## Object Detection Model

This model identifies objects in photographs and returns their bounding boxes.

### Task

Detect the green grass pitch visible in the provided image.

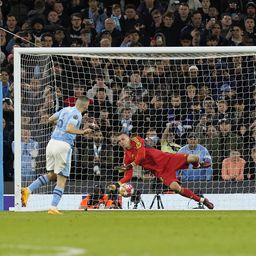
[0,211,255,256]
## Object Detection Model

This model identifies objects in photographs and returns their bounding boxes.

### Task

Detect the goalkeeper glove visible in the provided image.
[108,183,121,192]
[114,163,134,173]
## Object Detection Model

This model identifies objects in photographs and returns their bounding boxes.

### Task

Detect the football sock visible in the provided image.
[51,186,64,207]
[179,187,201,202]
[28,175,49,193]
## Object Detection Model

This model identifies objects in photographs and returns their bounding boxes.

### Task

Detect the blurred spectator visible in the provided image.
[81,19,97,46]
[221,149,245,181]
[218,118,243,163]
[245,1,256,19]
[155,11,179,46]
[233,99,250,129]
[121,29,142,47]
[133,100,150,136]
[161,124,181,153]
[137,0,164,28]
[80,185,115,209]
[7,0,29,25]
[4,14,20,43]
[208,22,229,46]
[97,18,122,47]
[68,0,86,15]
[41,32,54,47]
[110,4,123,32]
[89,88,113,118]
[179,32,192,46]
[247,147,256,180]
[220,13,232,39]
[64,83,85,107]
[168,94,186,143]
[145,127,160,149]
[99,36,112,47]
[26,0,45,22]
[228,24,245,46]
[178,132,213,181]
[242,17,256,46]
[45,10,62,30]
[12,128,39,182]
[120,69,147,102]
[216,99,234,121]
[122,4,141,33]
[116,87,138,114]
[1,69,11,98]
[82,0,107,34]
[87,73,113,104]
[54,28,70,47]
[199,0,211,24]
[3,117,14,181]
[173,2,191,32]
[148,9,163,36]
[181,11,205,45]
[30,18,45,44]
[81,130,112,180]
[200,124,220,179]
[53,1,69,28]
[3,97,14,130]
[97,109,112,137]
[225,0,242,23]
[237,124,250,159]
[149,95,168,137]
[68,12,84,45]
[194,113,208,140]
[114,107,135,135]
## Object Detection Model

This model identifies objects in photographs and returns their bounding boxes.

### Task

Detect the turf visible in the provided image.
[0,211,255,256]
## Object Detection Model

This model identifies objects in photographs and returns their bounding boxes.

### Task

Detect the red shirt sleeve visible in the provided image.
[131,136,146,165]
[119,169,133,183]
[120,151,133,183]
[119,136,145,184]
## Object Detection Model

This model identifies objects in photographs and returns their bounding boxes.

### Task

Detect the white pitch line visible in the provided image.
[0,245,87,256]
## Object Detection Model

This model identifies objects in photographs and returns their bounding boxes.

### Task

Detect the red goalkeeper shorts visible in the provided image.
[159,153,189,186]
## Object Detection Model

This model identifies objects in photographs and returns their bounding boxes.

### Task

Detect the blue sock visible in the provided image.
[28,175,49,193]
[51,186,64,207]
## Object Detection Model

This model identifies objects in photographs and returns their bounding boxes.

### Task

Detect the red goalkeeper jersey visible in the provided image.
[119,136,188,186]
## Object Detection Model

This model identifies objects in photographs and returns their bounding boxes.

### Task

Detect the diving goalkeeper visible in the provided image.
[109,133,214,209]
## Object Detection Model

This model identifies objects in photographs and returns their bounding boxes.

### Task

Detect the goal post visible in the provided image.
[0,79,3,211]
[13,46,256,211]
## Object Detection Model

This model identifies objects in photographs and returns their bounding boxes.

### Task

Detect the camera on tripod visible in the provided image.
[128,190,145,209]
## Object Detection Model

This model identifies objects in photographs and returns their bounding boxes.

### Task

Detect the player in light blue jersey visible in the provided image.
[21,96,92,215]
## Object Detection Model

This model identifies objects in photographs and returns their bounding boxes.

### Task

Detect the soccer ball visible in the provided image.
[119,183,134,198]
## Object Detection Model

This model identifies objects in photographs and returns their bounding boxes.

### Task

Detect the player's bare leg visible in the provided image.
[169,181,214,209]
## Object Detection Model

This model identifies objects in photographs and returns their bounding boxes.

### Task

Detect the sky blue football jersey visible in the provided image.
[51,107,82,146]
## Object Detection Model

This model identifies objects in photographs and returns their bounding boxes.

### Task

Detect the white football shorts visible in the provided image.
[46,139,72,177]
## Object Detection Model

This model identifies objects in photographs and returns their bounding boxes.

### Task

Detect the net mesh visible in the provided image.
[18,50,256,209]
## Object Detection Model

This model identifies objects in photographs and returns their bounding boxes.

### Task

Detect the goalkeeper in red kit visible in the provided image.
[108,133,214,209]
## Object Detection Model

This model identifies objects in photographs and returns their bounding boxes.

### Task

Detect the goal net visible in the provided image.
[14,47,256,211]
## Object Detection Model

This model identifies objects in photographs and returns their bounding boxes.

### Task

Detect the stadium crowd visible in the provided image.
[1,0,256,185]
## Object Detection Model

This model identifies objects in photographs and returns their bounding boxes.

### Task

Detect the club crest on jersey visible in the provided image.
[73,115,78,120]
[132,137,141,149]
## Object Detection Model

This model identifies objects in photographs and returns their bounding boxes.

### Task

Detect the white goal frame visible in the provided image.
[13,46,256,211]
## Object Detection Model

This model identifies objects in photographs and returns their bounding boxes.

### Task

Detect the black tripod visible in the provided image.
[149,193,164,209]
[128,190,146,209]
